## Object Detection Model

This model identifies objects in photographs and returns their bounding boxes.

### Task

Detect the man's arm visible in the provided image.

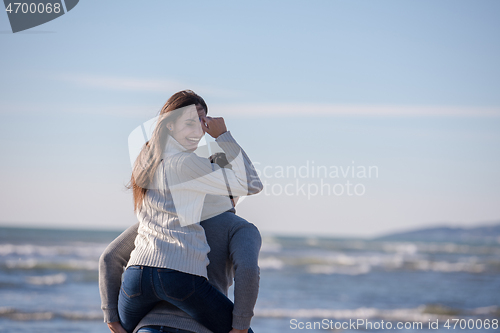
[99,223,139,323]
[228,222,262,330]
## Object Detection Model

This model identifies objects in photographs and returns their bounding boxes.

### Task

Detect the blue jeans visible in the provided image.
[118,266,253,333]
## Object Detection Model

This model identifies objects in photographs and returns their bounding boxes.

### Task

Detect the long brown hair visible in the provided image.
[128,90,208,212]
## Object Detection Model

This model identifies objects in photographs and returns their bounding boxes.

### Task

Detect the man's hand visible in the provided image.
[107,321,127,333]
[200,116,227,138]
[229,329,248,333]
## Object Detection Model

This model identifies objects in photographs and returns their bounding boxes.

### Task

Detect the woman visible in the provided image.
[118,90,263,333]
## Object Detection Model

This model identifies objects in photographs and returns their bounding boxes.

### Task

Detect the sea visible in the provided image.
[0,226,499,333]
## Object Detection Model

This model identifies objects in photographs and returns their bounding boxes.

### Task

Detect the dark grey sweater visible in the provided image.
[99,212,262,332]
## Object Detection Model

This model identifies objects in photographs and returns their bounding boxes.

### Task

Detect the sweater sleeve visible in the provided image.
[215,131,263,196]
[99,223,139,323]
[228,223,262,330]
[167,131,263,197]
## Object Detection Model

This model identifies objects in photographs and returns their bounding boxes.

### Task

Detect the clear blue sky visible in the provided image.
[1,0,499,237]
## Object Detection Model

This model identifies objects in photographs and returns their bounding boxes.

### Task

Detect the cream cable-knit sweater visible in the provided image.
[127,131,263,278]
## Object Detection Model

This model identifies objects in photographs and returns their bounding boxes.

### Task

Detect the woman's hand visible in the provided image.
[201,116,227,138]
[229,329,248,333]
[107,322,127,333]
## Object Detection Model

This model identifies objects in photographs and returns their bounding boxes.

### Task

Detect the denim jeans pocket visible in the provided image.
[121,265,143,298]
[157,268,195,301]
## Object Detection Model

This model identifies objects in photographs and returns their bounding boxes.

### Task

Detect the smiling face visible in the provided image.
[168,105,205,151]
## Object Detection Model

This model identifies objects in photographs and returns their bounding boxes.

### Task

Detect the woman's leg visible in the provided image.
[153,268,237,333]
[118,266,161,333]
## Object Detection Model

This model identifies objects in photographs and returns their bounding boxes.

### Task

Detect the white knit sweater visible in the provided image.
[127,131,262,278]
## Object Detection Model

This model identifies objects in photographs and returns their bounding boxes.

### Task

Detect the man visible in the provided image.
[99,206,261,333]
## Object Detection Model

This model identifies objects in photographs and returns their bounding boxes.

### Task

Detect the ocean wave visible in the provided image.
[0,307,103,321]
[0,243,106,258]
[307,264,371,275]
[258,249,496,274]
[260,238,283,253]
[0,307,55,321]
[0,242,104,273]
[264,236,500,257]
[411,259,486,273]
[254,304,500,321]
[258,257,285,270]
[260,243,282,253]
[382,241,500,256]
[304,260,486,275]
[0,305,497,323]
[0,304,500,322]
[382,242,419,255]
[1,258,98,271]
[26,273,67,285]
